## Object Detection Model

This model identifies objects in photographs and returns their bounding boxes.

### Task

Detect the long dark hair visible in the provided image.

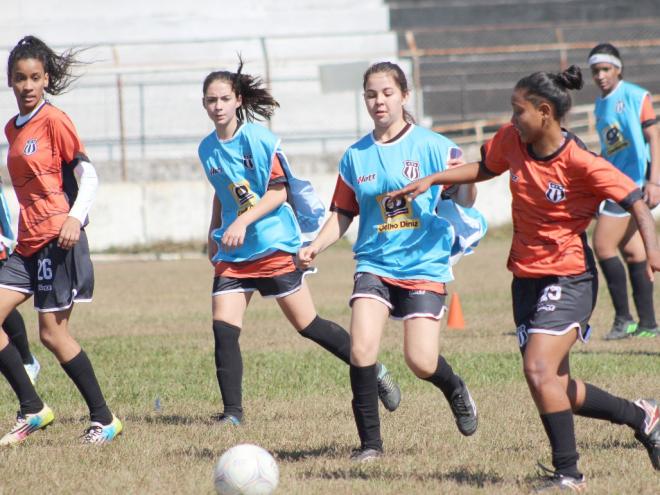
[362,61,415,124]
[514,65,584,120]
[7,35,82,94]
[202,56,279,122]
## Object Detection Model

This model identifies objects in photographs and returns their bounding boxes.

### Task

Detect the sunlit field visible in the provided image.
[1,232,658,494]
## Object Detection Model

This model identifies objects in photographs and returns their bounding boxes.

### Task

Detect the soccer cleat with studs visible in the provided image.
[631,326,658,338]
[533,464,586,493]
[376,363,401,412]
[349,446,383,462]
[633,399,660,470]
[603,317,637,341]
[213,413,241,426]
[448,380,478,436]
[81,414,123,444]
[0,405,54,446]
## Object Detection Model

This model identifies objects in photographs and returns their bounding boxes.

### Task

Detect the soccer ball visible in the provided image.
[213,443,279,495]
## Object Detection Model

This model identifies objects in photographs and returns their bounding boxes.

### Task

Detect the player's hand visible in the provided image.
[296,245,319,270]
[388,176,434,202]
[221,219,247,251]
[644,183,660,209]
[646,248,660,281]
[58,216,82,250]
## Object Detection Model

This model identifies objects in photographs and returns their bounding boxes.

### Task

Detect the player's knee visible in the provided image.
[350,342,376,366]
[212,320,241,346]
[522,358,551,391]
[404,352,436,378]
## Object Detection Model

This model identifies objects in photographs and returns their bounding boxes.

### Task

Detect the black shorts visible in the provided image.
[212,268,315,299]
[512,270,596,348]
[0,232,94,312]
[350,272,446,321]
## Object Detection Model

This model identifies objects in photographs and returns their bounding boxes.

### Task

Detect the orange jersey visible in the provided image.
[4,103,85,256]
[481,123,642,278]
[641,94,657,126]
[214,154,293,278]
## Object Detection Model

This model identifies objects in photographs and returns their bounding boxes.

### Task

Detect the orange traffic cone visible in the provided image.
[446,293,465,330]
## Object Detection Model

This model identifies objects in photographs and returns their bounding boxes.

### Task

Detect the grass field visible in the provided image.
[0,233,658,494]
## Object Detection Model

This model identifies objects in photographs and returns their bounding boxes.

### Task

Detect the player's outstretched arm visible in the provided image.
[297,211,352,269]
[630,198,660,279]
[389,162,485,201]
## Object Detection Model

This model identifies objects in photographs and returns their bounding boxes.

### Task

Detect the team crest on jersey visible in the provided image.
[402,160,420,181]
[243,154,255,170]
[545,182,566,203]
[23,139,38,156]
[376,193,419,233]
[615,100,625,113]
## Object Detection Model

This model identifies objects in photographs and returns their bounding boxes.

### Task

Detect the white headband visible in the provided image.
[588,54,622,68]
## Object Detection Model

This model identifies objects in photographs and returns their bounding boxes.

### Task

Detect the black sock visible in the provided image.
[61,351,112,425]
[627,261,657,329]
[2,309,32,365]
[576,383,645,430]
[350,364,382,451]
[540,410,581,478]
[299,316,350,365]
[0,343,43,415]
[599,257,632,320]
[213,321,243,420]
[422,356,463,401]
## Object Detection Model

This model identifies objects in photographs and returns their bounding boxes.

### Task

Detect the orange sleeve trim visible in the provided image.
[330,175,359,216]
[640,94,657,125]
[269,154,285,181]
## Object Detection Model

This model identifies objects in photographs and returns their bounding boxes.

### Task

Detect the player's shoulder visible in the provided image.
[564,132,599,168]
[241,122,278,143]
[621,80,649,96]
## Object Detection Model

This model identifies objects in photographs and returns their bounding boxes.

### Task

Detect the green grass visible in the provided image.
[0,235,658,494]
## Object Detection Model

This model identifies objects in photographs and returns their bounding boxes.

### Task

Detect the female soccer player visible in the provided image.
[0,36,122,445]
[198,59,400,426]
[298,61,485,461]
[588,43,659,340]
[391,65,660,490]
[0,184,40,384]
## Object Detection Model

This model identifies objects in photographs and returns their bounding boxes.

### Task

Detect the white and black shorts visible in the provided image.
[512,270,596,348]
[0,231,94,312]
[212,268,315,299]
[350,272,447,321]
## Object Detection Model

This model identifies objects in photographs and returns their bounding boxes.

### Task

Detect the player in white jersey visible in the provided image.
[299,62,485,461]
[588,43,660,340]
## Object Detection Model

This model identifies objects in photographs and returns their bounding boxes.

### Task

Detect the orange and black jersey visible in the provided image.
[4,103,84,257]
[480,123,642,278]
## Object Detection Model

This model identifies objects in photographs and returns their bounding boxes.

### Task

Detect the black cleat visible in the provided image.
[448,380,478,436]
[376,363,401,412]
[533,464,586,493]
[349,446,383,462]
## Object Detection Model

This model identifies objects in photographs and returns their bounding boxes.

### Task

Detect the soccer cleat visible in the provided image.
[81,414,123,444]
[448,380,478,436]
[603,317,637,340]
[631,326,658,338]
[349,446,383,462]
[0,405,54,446]
[376,363,401,412]
[533,464,587,493]
[633,399,660,470]
[213,413,241,426]
[24,354,41,385]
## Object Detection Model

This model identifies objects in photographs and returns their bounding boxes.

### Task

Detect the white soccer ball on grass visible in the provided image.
[213,443,279,495]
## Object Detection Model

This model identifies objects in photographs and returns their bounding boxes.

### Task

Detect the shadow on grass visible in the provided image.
[169,446,218,460]
[304,466,503,487]
[274,444,342,461]
[122,413,212,425]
